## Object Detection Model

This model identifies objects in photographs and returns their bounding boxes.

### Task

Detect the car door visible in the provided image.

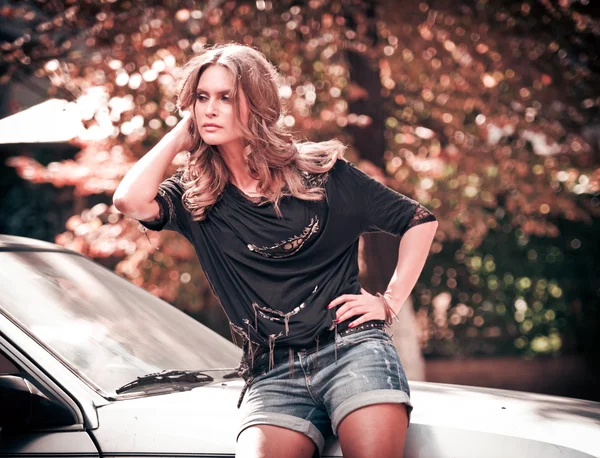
[0,336,100,457]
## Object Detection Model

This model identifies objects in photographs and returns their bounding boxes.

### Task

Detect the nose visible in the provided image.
[205,98,218,117]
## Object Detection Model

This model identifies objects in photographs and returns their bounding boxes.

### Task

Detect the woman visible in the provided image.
[114,43,438,458]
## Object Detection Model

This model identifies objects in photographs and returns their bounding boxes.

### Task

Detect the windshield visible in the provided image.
[0,251,242,396]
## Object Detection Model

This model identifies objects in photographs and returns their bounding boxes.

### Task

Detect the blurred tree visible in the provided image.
[373,0,600,366]
[339,1,426,379]
[2,0,599,366]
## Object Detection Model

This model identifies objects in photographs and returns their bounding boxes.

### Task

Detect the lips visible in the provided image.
[203,124,222,129]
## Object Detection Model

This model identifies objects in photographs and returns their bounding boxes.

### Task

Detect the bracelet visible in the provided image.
[376,292,400,326]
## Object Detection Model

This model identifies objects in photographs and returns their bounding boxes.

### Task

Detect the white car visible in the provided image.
[1,234,598,457]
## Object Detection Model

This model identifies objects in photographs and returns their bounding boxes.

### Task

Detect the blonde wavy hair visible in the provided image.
[174,42,347,220]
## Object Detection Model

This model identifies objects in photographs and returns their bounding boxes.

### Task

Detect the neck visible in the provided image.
[218,140,256,189]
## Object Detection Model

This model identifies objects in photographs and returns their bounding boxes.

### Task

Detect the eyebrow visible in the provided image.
[195,88,232,94]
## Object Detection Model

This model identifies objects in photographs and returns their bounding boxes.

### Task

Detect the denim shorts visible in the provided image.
[237,327,412,456]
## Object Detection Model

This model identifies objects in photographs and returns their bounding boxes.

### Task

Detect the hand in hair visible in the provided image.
[171,109,195,152]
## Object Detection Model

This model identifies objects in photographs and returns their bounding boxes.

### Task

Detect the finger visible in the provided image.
[334,302,355,320]
[327,294,359,309]
[336,306,368,324]
[335,298,369,317]
[348,313,373,328]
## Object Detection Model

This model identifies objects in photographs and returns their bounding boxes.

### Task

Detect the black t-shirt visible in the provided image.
[138,158,437,367]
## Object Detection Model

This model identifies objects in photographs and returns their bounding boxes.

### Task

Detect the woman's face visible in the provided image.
[193,65,250,148]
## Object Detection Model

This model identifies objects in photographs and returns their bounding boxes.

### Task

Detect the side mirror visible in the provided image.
[0,375,75,430]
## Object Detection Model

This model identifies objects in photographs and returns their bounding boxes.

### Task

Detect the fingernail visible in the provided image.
[327,304,332,309]
[348,323,355,328]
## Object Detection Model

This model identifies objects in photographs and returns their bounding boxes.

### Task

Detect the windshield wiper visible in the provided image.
[116,369,231,394]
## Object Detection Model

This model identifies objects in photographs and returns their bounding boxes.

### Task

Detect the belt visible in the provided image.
[246,320,386,375]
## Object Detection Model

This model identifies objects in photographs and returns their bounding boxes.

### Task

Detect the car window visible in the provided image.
[0,347,78,428]
[0,251,241,397]
[0,351,19,375]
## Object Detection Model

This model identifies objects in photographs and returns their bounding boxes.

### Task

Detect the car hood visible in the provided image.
[407,381,600,458]
[93,378,600,457]
[94,377,251,455]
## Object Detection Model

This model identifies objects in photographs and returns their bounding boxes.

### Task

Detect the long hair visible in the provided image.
[174,42,347,220]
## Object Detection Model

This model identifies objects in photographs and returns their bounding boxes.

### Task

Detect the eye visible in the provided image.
[196,94,207,101]
[222,95,231,102]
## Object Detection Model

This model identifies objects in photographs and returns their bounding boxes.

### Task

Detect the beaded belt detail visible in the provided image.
[337,321,386,337]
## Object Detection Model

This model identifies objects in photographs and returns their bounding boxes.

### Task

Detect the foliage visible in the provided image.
[2,0,599,360]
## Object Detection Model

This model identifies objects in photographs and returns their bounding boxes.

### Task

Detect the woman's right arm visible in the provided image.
[113,112,193,222]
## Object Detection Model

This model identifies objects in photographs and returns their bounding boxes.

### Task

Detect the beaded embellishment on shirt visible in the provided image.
[158,187,177,224]
[246,215,320,258]
[406,204,436,231]
[252,302,306,334]
[248,284,318,335]
[155,201,165,222]
[301,169,330,188]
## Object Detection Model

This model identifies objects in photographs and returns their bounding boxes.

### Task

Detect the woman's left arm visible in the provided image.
[380,219,438,316]
[329,219,438,327]
[327,159,439,326]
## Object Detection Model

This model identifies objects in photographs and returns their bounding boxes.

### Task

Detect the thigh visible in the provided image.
[238,354,330,457]
[236,424,316,458]
[337,403,408,458]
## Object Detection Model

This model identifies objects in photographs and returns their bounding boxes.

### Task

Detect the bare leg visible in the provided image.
[236,424,317,458]
[337,403,409,458]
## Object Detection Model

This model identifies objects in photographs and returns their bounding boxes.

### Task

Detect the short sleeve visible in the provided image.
[340,159,437,238]
[137,169,190,235]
